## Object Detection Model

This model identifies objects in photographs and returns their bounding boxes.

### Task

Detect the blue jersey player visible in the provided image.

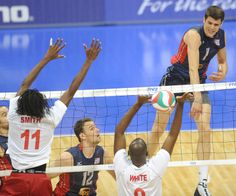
[150,6,227,196]
[52,118,114,196]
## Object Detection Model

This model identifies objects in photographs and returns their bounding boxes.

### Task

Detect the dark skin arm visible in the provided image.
[162,93,193,155]
[114,96,149,154]
[59,39,101,106]
[16,38,65,97]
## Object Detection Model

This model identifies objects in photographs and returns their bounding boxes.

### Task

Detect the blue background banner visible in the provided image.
[0,0,235,28]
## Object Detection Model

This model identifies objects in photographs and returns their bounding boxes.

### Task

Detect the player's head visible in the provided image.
[128,138,148,166]
[16,89,49,118]
[0,106,9,132]
[74,118,101,145]
[203,6,224,38]
[205,6,225,22]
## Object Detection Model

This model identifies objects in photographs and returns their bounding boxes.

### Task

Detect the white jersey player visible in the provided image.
[114,94,192,196]
[1,38,101,196]
[7,98,67,170]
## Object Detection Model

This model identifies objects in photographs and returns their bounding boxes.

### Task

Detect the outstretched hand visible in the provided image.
[137,95,151,105]
[208,65,225,82]
[44,38,66,61]
[176,92,194,103]
[83,39,102,62]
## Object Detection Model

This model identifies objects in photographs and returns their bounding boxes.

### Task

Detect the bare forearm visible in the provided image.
[219,62,228,76]
[189,68,202,101]
[60,59,92,106]
[162,102,184,154]
[17,58,50,96]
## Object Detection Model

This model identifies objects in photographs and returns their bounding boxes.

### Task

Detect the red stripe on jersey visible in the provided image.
[171,39,188,64]
[202,64,209,78]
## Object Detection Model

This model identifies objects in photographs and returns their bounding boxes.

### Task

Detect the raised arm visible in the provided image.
[184,30,202,118]
[114,96,149,154]
[60,39,101,106]
[16,38,65,97]
[162,93,193,155]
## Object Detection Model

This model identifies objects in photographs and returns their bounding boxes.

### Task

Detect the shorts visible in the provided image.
[0,173,52,196]
[160,65,210,104]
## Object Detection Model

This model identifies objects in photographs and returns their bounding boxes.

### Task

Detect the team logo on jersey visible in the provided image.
[77,162,82,166]
[214,39,220,46]
[94,158,100,164]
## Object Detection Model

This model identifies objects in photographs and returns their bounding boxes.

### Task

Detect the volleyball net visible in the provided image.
[0,82,236,176]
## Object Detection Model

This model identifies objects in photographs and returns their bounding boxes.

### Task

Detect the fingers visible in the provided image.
[190,103,202,118]
[209,71,224,81]
[83,44,88,50]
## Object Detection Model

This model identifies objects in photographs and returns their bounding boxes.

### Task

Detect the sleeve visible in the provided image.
[113,149,130,176]
[49,100,67,126]
[149,149,170,178]
[7,96,19,119]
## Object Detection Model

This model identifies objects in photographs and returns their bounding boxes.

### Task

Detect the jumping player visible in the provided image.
[150,6,227,196]
[0,38,101,196]
[114,93,192,196]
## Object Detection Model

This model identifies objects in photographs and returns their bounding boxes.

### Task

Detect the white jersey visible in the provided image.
[114,149,170,196]
[7,96,67,170]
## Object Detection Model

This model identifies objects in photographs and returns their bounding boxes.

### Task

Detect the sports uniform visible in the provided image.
[160,26,225,100]
[0,96,67,196]
[54,145,104,196]
[114,149,170,196]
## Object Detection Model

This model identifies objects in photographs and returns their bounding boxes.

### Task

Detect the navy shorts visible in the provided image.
[160,65,210,104]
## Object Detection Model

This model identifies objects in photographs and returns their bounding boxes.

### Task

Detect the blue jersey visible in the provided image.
[170,26,225,82]
[54,145,104,196]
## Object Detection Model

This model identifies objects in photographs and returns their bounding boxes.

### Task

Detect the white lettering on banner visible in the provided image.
[137,0,236,15]
[138,0,173,15]
[0,5,33,23]
[212,0,236,9]
[175,0,208,11]
[0,34,30,49]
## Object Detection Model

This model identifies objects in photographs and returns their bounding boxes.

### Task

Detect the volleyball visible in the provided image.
[151,90,176,111]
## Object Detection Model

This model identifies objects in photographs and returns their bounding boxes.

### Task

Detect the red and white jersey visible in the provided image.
[7,96,67,170]
[114,149,170,196]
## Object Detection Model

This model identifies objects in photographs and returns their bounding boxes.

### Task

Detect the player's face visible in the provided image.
[83,121,101,145]
[0,107,9,130]
[203,16,222,38]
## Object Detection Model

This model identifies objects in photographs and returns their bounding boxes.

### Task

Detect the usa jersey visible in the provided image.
[170,26,225,81]
[7,96,67,170]
[114,149,170,196]
[54,145,104,196]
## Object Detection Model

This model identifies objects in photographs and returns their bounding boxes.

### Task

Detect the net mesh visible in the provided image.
[1,82,236,176]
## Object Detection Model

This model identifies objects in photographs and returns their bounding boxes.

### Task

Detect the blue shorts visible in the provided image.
[160,65,210,104]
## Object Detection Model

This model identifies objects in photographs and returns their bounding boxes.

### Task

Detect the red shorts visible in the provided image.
[0,173,52,196]
[0,155,12,190]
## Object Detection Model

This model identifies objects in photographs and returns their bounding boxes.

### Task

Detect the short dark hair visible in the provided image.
[205,6,225,22]
[74,118,93,142]
[16,89,49,118]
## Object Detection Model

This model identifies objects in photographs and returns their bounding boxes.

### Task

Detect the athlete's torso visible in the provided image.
[54,145,104,196]
[170,26,225,80]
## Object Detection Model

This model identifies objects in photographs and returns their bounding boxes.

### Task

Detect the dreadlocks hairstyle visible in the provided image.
[74,118,93,142]
[16,89,50,118]
[205,5,225,22]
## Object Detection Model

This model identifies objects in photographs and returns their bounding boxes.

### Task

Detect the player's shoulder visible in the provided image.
[95,145,105,154]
